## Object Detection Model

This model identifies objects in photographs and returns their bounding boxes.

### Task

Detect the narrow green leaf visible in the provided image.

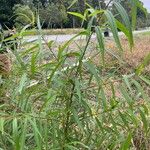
[70,141,90,150]
[86,16,95,33]
[75,79,82,102]
[0,118,4,135]
[100,88,108,112]
[109,114,118,134]
[121,133,132,150]
[136,53,150,75]
[72,109,84,133]
[68,12,86,21]
[40,89,56,112]
[58,31,87,59]
[95,26,105,65]
[105,10,123,52]
[131,0,137,30]
[89,10,104,17]
[122,74,132,92]
[139,75,150,86]
[20,119,28,150]
[18,73,27,94]
[132,79,149,101]
[29,118,42,150]
[85,61,101,85]
[114,2,133,49]
[120,85,133,107]
[95,117,104,133]
[13,118,20,150]
[21,44,38,56]
[119,111,130,130]
[30,52,38,75]
[139,109,148,133]
[127,110,138,127]
[68,0,78,9]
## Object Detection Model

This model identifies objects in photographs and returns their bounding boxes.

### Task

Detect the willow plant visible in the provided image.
[0,0,150,150]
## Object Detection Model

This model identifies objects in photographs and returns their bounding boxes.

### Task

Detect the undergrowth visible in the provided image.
[0,1,150,150]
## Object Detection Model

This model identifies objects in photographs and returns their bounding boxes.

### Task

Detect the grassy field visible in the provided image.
[22,28,84,36]
[141,31,150,36]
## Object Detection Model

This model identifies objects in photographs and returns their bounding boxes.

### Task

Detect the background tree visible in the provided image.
[39,2,68,28]
[147,13,150,27]
[0,0,149,29]
[0,0,23,28]
[78,0,85,14]
[13,4,35,29]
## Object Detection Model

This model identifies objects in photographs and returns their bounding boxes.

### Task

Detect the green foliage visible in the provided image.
[0,0,149,29]
[112,0,148,30]
[0,1,150,150]
[39,3,68,28]
[13,4,35,29]
[0,0,23,28]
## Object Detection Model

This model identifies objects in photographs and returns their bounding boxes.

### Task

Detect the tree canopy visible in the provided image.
[0,0,149,29]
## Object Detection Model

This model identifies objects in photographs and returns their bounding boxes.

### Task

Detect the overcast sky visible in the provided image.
[141,0,150,12]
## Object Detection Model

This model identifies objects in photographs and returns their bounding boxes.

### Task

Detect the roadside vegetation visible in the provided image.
[22,28,84,36]
[0,0,150,30]
[0,0,150,150]
[141,31,150,36]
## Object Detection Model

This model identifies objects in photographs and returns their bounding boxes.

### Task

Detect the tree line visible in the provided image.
[0,0,149,29]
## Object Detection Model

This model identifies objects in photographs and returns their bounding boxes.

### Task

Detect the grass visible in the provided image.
[141,31,150,36]
[22,28,84,36]
[1,5,150,149]
[3,28,84,36]
[144,32,150,35]
[0,31,150,149]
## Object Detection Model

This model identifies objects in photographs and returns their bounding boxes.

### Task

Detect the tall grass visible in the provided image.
[0,1,150,150]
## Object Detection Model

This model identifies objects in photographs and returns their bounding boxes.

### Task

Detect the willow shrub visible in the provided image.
[0,1,150,150]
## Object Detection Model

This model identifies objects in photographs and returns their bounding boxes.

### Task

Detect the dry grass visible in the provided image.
[0,54,11,75]
[123,35,150,69]
[23,28,84,36]
[89,35,150,73]
[133,126,150,150]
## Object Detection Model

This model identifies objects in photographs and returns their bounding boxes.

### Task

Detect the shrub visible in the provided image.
[0,0,150,149]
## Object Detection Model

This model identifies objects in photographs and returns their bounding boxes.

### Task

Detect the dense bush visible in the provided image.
[0,0,150,149]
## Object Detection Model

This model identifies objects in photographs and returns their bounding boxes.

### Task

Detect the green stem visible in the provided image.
[63,32,93,147]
